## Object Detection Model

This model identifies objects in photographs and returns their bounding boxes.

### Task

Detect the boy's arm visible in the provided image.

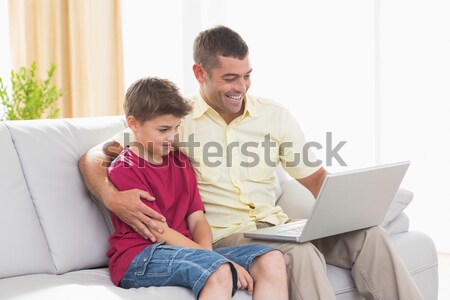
[78,139,165,241]
[150,219,206,249]
[187,211,213,250]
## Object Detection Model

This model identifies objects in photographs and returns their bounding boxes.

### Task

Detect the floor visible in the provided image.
[439,253,450,300]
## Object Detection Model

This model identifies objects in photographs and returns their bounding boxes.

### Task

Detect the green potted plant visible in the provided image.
[0,61,63,121]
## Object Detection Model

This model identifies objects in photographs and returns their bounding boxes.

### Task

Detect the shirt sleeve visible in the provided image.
[279,110,322,179]
[108,161,162,215]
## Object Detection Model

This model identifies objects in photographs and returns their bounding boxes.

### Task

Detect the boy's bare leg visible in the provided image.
[250,250,289,300]
[198,263,234,300]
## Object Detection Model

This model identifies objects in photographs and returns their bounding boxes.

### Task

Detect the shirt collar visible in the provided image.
[192,92,259,120]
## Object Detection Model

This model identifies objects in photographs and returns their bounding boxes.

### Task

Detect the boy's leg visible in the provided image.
[214,234,336,300]
[249,249,289,300]
[120,244,238,299]
[199,263,234,300]
[215,244,288,299]
[312,226,423,300]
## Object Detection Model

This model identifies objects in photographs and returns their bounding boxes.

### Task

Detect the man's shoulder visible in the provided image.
[246,94,290,119]
[248,94,287,110]
[112,128,134,147]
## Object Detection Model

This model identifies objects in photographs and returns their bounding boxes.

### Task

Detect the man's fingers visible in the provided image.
[131,221,156,242]
[137,190,155,201]
[140,202,166,223]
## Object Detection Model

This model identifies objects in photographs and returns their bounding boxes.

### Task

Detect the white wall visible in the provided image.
[378,0,450,252]
[121,0,185,91]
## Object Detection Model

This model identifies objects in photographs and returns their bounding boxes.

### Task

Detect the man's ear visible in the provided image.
[193,64,207,83]
[127,115,139,131]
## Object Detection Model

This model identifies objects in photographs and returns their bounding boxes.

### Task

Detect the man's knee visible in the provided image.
[365,226,390,241]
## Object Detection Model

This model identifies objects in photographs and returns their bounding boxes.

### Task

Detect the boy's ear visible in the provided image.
[127,116,139,131]
[193,63,207,83]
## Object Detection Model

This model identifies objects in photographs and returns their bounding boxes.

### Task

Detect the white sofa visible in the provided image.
[0,116,438,300]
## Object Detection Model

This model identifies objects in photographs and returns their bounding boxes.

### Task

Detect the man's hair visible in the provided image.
[193,25,249,73]
[124,77,192,122]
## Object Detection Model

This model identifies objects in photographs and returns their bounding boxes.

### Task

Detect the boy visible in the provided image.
[107,77,288,300]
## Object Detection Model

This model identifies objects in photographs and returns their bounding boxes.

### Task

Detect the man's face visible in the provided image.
[199,55,252,121]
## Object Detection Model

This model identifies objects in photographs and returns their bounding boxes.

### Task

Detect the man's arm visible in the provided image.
[297,167,328,199]
[78,139,165,241]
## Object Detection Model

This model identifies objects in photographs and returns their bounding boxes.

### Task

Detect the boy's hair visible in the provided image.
[193,25,249,74]
[124,77,192,122]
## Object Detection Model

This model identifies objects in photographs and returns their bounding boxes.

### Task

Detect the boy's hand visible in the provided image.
[232,262,254,295]
[106,189,166,242]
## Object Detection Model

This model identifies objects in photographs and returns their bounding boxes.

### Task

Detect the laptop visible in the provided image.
[243,161,410,243]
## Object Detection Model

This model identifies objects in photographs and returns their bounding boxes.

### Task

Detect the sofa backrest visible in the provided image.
[0,116,126,279]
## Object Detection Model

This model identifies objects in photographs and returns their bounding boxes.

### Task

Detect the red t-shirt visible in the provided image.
[107,148,205,286]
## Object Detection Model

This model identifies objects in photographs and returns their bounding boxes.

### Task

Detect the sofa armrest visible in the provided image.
[383,212,410,234]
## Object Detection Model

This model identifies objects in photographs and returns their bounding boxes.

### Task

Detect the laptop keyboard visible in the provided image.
[278,226,305,235]
[276,220,307,235]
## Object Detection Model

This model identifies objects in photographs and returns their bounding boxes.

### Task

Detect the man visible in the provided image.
[79,25,423,300]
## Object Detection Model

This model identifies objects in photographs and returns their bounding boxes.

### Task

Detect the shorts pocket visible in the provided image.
[135,244,180,277]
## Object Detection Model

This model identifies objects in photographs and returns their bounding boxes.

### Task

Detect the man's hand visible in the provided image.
[106,189,166,242]
[232,262,254,295]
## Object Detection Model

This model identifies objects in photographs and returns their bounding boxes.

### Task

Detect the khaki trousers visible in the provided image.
[213,225,423,300]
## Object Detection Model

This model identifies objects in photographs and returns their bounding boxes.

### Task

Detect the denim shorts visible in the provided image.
[120,243,274,298]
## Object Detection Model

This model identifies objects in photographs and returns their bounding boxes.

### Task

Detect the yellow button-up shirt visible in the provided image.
[115,93,321,242]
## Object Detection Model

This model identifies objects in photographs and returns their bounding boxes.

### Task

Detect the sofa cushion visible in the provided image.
[4,117,126,274]
[0,124,55,279]
[381,188,413,226]
[0,268,252,300]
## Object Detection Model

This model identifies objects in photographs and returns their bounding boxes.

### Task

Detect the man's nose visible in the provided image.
[234,77,246,93]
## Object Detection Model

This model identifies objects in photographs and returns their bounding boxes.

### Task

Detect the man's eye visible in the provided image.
[224,77,235,82]
[159,129,168,132]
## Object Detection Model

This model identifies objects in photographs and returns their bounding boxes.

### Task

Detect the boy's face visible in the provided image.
[127,114,181,163]
[196,55,252,122]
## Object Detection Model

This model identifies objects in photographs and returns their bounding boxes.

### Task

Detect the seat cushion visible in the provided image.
[0,268,252,300]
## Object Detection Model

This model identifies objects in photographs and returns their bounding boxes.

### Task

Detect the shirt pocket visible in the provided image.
[193,147,220,182]
[247,145,278,181]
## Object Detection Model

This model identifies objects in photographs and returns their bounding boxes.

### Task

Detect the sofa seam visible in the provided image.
[409,262,438,275]
[3,122,58,273]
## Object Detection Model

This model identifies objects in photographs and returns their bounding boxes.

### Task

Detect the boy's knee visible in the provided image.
[252,250,286,275]
[208,263,233,285]
[259,250,285,265]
